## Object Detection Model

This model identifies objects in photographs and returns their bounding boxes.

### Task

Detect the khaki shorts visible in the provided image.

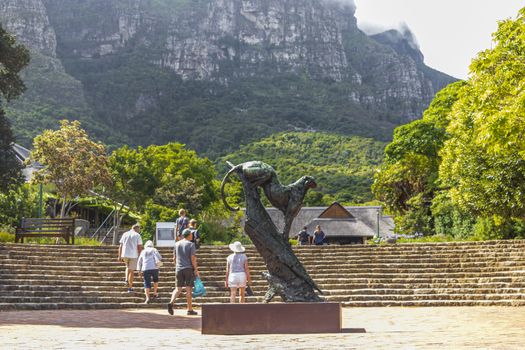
[122,257,138,271]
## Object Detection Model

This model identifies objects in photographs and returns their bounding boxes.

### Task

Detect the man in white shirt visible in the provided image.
[118,223,143,292]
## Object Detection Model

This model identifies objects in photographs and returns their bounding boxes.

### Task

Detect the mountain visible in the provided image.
[0,0,456,158]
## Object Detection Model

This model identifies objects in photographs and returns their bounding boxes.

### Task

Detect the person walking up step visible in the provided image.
[168,228,199,315]
[118,223,143,292]
[137,240,162,304]
[188,218,201,249]
[175,209,189,241]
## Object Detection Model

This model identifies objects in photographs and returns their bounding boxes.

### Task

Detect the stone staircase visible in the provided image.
[1,240,525,310]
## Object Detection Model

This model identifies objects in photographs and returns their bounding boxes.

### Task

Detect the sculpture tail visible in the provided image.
[220,162,240,211]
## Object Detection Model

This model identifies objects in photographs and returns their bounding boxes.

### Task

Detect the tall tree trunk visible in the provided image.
[60,194,68,218]
[52,198,58,218]
[64,202,78,217]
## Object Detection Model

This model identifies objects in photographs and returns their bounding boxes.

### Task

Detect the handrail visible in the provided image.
[100,225,115,244]
[90,209,115,239]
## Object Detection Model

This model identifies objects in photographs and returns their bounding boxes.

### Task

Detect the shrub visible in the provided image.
[0,231,14,243]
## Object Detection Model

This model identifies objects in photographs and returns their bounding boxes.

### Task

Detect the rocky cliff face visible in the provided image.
[1,0,456,155]
[0,0,102,144]
[0,0,56,56]
[43,0,355,81]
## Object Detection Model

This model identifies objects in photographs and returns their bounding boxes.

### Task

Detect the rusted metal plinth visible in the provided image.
[201,303,341,335]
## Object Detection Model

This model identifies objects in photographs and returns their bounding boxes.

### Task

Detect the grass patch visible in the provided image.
[0,231,15,243]
[368,234,482,245]
[4,236,103,246]
[396,235,466,243]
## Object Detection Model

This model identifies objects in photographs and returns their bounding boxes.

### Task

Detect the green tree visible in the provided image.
[220,131,386,206]
[0,108,22,191]
[144,143,218,211]
[108,142,221,240]
[30,120,111,217]
[0,23,30,192]
[109,143,218,213]
[377,7,525,239]
[0,24,30,101]
[431,192,476,239]
[107,145,158,211]
[0,184,39,227]
[155,175,205,215]
[372,81,465,235]
[440,8,525,231]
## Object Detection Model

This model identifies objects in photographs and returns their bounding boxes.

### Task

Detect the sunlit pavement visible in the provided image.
[1,307,525,349]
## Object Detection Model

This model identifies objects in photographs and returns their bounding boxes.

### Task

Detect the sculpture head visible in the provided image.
[301,176,317,189]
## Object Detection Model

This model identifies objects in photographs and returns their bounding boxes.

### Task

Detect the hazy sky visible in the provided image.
[354,1,523,79]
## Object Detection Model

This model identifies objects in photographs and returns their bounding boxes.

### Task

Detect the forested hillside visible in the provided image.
[0,0,455,158]
[219,132,386,205]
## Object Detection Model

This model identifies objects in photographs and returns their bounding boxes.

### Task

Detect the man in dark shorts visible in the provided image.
[168,228,199,316]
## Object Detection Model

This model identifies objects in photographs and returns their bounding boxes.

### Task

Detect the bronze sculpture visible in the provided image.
[221,161,323,302]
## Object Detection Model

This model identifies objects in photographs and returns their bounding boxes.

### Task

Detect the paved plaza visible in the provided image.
[1,306,525,349]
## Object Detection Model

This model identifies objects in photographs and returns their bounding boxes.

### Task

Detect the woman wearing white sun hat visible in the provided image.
[225,241,252,303]
[137,240,162,304]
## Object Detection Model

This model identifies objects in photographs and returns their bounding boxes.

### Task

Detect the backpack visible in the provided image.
[176,216,189,236]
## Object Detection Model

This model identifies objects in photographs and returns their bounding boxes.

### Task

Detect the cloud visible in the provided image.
[397,23,420,50]
[359,21,420,50]
[321,0,356,11]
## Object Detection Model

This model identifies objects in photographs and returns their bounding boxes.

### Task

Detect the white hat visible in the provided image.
[229,241,245,253]
[144,240,154,248]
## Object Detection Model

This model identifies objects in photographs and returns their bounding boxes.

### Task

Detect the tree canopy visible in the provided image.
[0,24,30,102]
[440,8,525,220]
[374,7,525,239]
[30,120,111,217]
[108,142,221,240]
[0,108,23,191]
[220,131,386,206]
[109,142,218,213]
[0,23,30,192]
[372,81,465,234]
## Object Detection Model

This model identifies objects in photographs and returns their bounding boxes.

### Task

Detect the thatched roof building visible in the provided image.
[262,202,394,244]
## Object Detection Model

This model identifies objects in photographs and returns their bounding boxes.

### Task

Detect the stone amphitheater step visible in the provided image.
[1,240,525,310]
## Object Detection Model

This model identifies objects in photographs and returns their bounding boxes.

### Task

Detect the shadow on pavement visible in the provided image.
[340,328,366,333]
[0,309,201,330]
